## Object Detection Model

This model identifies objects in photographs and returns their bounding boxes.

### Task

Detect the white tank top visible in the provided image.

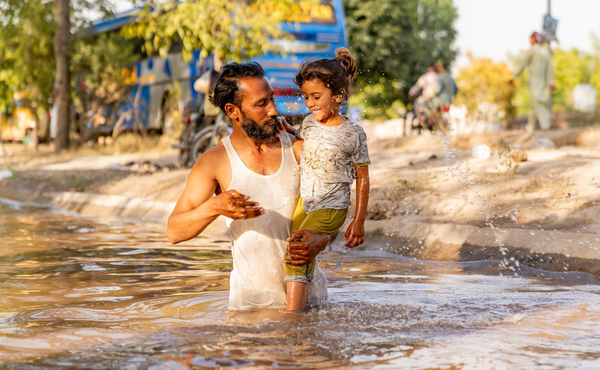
[222,134,328,310]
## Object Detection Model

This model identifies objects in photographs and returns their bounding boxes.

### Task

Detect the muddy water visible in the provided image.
[1,199,600,369]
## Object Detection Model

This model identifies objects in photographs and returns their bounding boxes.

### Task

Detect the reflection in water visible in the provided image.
[1,199,600,369]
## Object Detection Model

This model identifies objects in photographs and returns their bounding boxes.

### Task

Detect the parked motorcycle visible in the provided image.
[172,69,221,168]
[190,112,232,164]
[172,100,214,168]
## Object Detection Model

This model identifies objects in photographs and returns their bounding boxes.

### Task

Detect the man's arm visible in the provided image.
[166,146,264,244]
[408,76,424,98]
[511,49,532,81]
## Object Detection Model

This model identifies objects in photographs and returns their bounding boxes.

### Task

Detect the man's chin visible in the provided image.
[242,123,277,142]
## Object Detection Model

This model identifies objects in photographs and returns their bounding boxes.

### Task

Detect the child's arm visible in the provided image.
[276,117,297,136]
[345,165,370,248]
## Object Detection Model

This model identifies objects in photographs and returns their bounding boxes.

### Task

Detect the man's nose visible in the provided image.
[266,100,278,116]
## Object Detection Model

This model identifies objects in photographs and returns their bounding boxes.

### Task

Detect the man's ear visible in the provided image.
[224,103,240,120]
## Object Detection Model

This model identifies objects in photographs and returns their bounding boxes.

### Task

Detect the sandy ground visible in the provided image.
[1,125,600,237]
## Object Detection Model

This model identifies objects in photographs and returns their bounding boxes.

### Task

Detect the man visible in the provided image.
[510,32,556,132]
[167,62,331,310]
[409,62,442,129]
[436,61,458,110]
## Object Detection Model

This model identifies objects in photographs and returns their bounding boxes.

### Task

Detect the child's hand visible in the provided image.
[344,219,365,248]
[276,117,296,137]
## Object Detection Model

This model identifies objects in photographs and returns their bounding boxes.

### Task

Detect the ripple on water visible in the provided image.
[2,200,600,369]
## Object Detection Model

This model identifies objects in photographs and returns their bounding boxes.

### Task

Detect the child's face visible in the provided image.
[301,79,344,123]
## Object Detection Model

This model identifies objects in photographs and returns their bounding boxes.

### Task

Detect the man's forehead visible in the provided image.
[238,77,273,103]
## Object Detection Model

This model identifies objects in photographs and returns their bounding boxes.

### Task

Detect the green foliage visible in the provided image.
[454,53,516,122]
[343,0,457,119]
[71,34,141,128]
[550,48,591,112]
[0,0,114,114]
[122,0,318,61]
[0,0,56,110]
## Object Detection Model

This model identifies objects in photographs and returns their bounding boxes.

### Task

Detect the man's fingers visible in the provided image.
[229,190,244,198]
[232,199,259,208]
[287,230,305,242]
[287,245,310,255]
[231,208,264,220]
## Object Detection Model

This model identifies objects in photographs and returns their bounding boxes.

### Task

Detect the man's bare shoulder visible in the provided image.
[189,143,228,177]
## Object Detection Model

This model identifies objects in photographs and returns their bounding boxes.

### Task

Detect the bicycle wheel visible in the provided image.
[191,125,230,164]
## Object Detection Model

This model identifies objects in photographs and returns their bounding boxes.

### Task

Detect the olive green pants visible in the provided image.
[527,98,551,132]
[284,197,348,283]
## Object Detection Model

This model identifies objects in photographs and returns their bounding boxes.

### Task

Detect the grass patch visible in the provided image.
[523,174,574,196]
[522,174,581,210]
[398,175,430,193]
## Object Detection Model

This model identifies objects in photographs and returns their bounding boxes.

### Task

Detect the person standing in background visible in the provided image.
[436,61,458,110]
[510,32,556,132]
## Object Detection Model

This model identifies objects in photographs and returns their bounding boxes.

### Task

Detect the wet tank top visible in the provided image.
[222,134,328,310]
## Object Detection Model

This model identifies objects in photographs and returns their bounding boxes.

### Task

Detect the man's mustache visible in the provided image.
[264,116,277,126]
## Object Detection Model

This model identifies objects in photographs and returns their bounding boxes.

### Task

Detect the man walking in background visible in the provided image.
[510,32,556,132]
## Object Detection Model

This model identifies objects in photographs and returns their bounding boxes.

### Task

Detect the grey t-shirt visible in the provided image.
[296,114,370,213]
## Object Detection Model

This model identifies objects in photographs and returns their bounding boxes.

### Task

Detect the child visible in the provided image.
[282,48,370,311]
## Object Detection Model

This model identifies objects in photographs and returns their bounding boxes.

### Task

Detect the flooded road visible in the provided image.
[1,198,600,369]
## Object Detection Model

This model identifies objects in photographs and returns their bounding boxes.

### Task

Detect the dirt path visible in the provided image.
[361,123,600,235]
[1,126,599,237]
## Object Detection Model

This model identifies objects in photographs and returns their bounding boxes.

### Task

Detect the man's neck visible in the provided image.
[231,130,279,154]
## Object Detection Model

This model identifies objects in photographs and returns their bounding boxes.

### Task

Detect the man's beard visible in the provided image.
[241,113,278,142]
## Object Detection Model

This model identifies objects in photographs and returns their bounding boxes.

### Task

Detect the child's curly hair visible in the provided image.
[294,48,356,100]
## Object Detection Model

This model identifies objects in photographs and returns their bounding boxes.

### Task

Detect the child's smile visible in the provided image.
[301,79,346,126]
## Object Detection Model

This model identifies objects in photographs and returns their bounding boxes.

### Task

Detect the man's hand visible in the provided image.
[284,230,329,265]
[212,190,264,220]
[276,117,296,137]
[344,219,365,248]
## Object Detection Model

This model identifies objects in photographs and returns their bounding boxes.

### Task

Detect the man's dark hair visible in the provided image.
[209,62,266,112]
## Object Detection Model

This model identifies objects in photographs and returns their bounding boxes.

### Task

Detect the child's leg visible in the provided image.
[284,199,309,312]
[284,200,348,311]
[286,280,308,311]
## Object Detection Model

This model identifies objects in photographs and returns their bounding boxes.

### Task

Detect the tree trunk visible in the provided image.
[53,0,71,152]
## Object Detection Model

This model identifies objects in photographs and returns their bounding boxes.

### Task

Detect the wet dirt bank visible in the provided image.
[1,125,599,274]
